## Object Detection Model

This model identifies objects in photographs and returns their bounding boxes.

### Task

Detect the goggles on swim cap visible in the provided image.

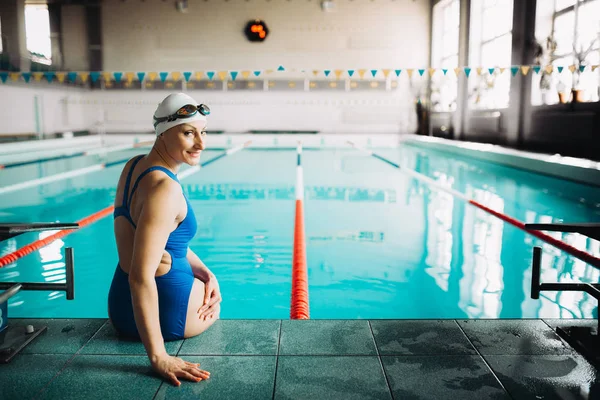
[153,104,211,128]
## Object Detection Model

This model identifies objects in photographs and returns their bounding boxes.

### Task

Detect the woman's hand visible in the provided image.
[151,354,210,386]
[198,274,221,320]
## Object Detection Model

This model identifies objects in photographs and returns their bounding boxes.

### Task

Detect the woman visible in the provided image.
[108,93,221,386]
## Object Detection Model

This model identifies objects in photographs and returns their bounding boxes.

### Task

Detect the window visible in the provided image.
[25,4,52,65]
[431,0,460,112]
[0,18,3,54]
[468,0,514,109]
[532,0,600,105]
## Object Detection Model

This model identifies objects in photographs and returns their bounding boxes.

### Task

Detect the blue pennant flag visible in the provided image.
[395,69,402,76]
[253,71,261,77]
[183,72,192,82]
[557,66,564,73]
[159,72,168,82]
[532,66,541,74]
[207,71,215,80]
[488,68,496,75]
[277,65,285,71]
[44,72,55,83]
[230,71,238,81]
[510,66,519,76]
[579,65,586,73]
[442,69,447,75]
[90,72,101,83]
[137,72,146,81]
[324,70,331,77]
[347,70,355,77]
[67,72,78,82]
[371,70,378,77]
[418,69,425,76]
[464,68,471,77]
[114,72,123,83]
[0,72,8,83]
[22,72,31,83]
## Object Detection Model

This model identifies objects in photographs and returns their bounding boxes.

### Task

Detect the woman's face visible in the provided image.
[162,120,207,166]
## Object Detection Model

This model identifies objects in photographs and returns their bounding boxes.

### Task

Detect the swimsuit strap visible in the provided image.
[127,166,179,209]
[122,155,145,208]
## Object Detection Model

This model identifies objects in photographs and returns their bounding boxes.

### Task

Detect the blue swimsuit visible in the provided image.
[108,155,198,341]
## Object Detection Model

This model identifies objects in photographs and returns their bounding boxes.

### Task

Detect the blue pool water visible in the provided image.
[1,144,599,320]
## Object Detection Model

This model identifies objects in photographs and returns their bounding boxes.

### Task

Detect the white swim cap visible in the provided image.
[153,93,208,136]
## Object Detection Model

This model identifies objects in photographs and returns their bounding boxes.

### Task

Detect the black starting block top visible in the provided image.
[525,223,600,242]
[0,223,80,242]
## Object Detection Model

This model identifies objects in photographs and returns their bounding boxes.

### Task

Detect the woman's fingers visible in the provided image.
[178,370,202,382]
[168,372,181,387]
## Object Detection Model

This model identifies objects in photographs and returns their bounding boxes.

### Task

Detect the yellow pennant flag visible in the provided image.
[148,72,158,81]
[499,67,506,74]
[357,69,367,79]
[334,69,344,79]
[125,72,135,83]
[265,69,274,74]
[171,72,181,81]
[593,65,599,72]
[476,67,483,75]
[453,67,462,76]
[568,64,577,73]
[33,72,44,82]
[56,72,66,83]
[217,71,227,81]
[428,68,436,77]
[9,72,20,81]
[406,69,414,78]
[545,65,553,74]
[312,70,319,77]
[520,66,530,75]
[194,71,203,81]
[103,72,112,82]
[241,71,251,79]
[382,69,391,78]
[80,72,90,83]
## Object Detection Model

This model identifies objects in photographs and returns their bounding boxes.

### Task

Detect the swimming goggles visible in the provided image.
[153,104,211,128]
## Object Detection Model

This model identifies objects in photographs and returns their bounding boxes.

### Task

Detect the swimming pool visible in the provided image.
[1,142,599,320]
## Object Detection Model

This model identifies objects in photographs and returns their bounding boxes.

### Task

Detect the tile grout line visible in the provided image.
[271,319,283,400]
[453,320,515,400]
[33,319,109,400]
[368,320,394,400]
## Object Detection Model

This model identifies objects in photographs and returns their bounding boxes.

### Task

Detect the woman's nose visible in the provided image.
[195,134,205,149]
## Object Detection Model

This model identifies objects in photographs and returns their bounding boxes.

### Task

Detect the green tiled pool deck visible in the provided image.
[1,318,600,400]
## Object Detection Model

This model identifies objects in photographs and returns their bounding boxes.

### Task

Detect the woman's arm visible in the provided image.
[186,248,214,282]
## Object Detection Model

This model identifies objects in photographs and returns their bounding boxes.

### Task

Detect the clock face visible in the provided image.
[245,20,269,42]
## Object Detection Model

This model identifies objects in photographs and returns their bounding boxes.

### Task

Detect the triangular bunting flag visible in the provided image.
[90,72,101,83]
[499,67,506,74]
[125,72,135,83]
[442,69,447,75]
[428,68,435,77]
[464,67,471,77]
[395,69,402,77]
[8,72,19,82]
[334,70,344,79]
[476,67,483,75]
[371,69,378,77]
[579,65,585,73]
[488,68,495,75]
[80,72,89,83]
[67,72,77,82]
[33,72,44,82]
[406,69,414,78]
[593,65,599,72]
[230,71,238,81]
[194,72,203,81]
[265,69,274,74]
[348,70,355,77]
[0,72,8,83]
[183,72,192,81]
[102,72,112,82]
[324,70,331,77]
[207,71,216,80]
[510,66,519,76]
[454,68,461,76]
[382,69,390,78]
[171,72,181,81]
[44,72,56,83]
[418,69,425,76]
[159,72,169,82]
[217,71,227,81]
[557,66,564,73]
[113,72,122,83]
[521,66,530,75]
[148,72,158,81]
[241,71,251,79]
[22,72,31,83]
[545,65,553,74]
[532,66,541,74]
[312,70,319,77]
[568,65,576,73]
[253,71,261,77]
[358,69,366,79]
[137,72,146,81]
[56,73,66,83]
[277,65,285,71]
